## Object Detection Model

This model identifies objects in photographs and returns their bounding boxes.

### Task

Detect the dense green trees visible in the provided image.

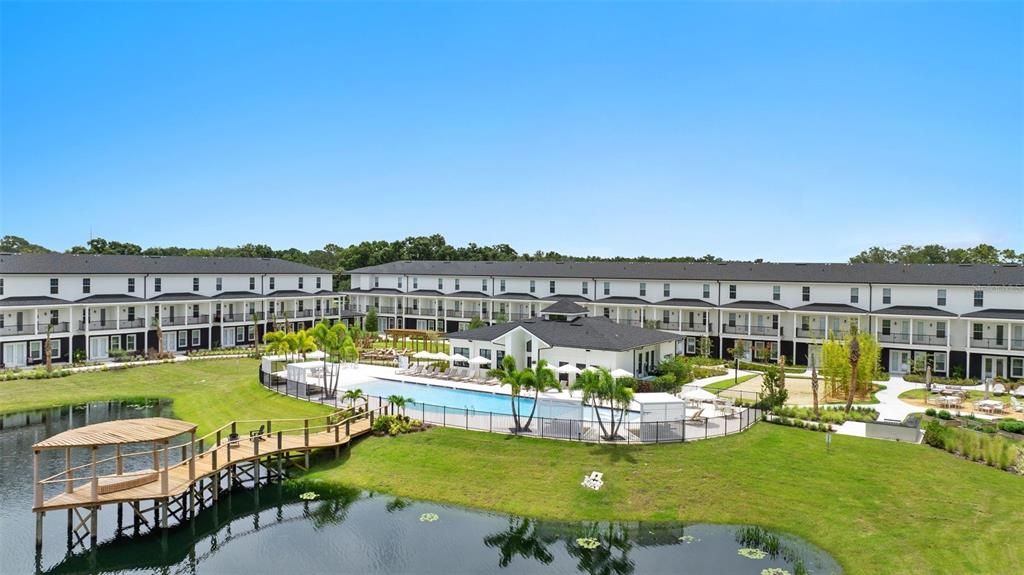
[849,243,1022,265]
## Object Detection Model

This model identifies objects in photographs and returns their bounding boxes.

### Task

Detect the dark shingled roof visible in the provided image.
[873,305,956,317]
[0,253,330,275]
[492,292,537,300]
[315,290,341,296]
[405,289,442,296]
[448,291,489,299]
[541,299,589,315]
[790,303,867,314]
[0,295,70,307]
[213,291,262,299]
[266,290,315,298]
[720,300,789,311]
[346,260,1024,286]
[596,296,649,305]
[342,288,404,295]
[961,308,1024,321]
[653,298,715,308]
[148,292,209,302]
[540,294,590,302]
[74,294,145,304]
[449,316,682,352]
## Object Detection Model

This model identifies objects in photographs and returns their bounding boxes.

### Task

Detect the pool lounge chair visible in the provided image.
[1011,396,1024,413]
[687,408,707,423]
[401,364,424,377]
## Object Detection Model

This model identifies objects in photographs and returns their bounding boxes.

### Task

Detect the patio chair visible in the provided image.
[437,368,454,379]
[687,408,706,423]
[993,384,1006,396]
[249,424,265,443]
[1010,396,1024,413]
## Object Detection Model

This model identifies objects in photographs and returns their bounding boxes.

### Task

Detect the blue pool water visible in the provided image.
[352,379,536,415]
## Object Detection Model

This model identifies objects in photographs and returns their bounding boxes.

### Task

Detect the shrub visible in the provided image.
[937,410,952,420]
[923,420,949,448]
[997,420,1024,435]
[925,408,937,417]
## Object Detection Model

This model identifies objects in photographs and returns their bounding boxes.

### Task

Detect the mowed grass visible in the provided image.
[0,359,332,434]
[308,425,1024,575]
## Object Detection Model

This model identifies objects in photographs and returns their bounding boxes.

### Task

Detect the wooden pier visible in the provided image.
[31,405,383,552]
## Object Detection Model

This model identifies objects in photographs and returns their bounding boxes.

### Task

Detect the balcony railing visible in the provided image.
[878,332,910,344]
[322,308,339,316]
[218,313,253,323]
[79,320,118,331]
[1013,338,1024,351]
[119,318,146,329]
[161,315,209,326]
[404,307,434,316]
[721,324,747,335]
[912,334,948,346]
[613,318,642,328]
[376,306,397,314]
[445,310,462,318]
[509,313,534,320]
[971,337,1007,350]
[0,324,34,336]
[796,328,825,339]
[39,322,70,334]
[749,325,779,336]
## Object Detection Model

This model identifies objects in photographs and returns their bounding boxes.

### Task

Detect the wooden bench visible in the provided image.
[97,469,159,494]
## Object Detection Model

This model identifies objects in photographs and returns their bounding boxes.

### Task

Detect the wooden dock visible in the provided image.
[31,404,384,551]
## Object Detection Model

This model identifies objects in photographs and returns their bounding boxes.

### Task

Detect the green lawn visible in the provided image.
[0,359,332,435]
[899,388,1016,406]
[308,425,1024,575]
[702,372,758,392]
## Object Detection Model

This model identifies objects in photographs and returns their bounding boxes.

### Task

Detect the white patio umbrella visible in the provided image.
[556,364,581,375]
[680,386,717,403]
[432,352,451,362]
[412,350,433,360]
[450,353,470,362]
[467,355,491,366]
[610,368,633,379]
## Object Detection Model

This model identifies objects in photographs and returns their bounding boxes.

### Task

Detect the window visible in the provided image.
[127,307,135,321]
[316,277,322,289]
[298,277,304,289]
[50,338,61,358]
[50,309,59,325]
[126,334,136,351]
[850,287,859,304]
[109,336,121,351]
[728,284,737,299]
[249,277,256,290]
[640,283,647,297]
[663,283,670,297]
[127,278,135,293]
[236,326,245,342]
[29,341,42,361]
[438,278,444,290]
[191,330,201,346]
[192,277,199,291]
[936,321,946,339]
[269,277,275,290]
[269,301,276,314]
[454,279,460,290]
[82,278,91,294]
[1011,358,1024,378]
[881,319,891,335]
[297,300,304,312]
[936,289,946,306]
[880,288,891,305]
[603,282,611,296]
[702,284,710,298]
[973,324,983,340]
[549,280,555,294]
[801,316,810,330]
[178,331,188,348]
[154,278,161,292]
[50,278,59,294]
[728,313,736,327]
[801,286,810,302]
[934,352,947,373]
[482,279,488,291]
[373,276,379,288]
[215,277,222,291]
[686,337,696,354]
[412,277,419,289]
[772,286,780,301]
[247,325,255,341]
[582,281,588,295]
[0,278,3,295]
[973,290,984,307]
[529,280,536,293]
[499,279,505,292]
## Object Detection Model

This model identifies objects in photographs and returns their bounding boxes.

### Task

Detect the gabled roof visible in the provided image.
[596,296,649,305]
[720,300,789,311]
[0,295,70,307]
[790,303,867,314]
[0,253,330,275]
[74,294,145,304]
[651,298,715,308]
[961,308,1024,321]
[342,288,403,295]
[315,290,341,296]
[541,299,589,315]
[148,292,208,302]
[213,290,262,299]
[492,292,536,300]
[405,289,442,296]
[448,291,489,299]
[346,260,1024,286]
[541,293,590,302]
[266,290,313,298]
[873,305,956,317]
[450,316,682,352]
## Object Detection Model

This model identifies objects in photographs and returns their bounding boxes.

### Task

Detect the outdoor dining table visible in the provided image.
[933,396,961,408]
[975,400,1004,414]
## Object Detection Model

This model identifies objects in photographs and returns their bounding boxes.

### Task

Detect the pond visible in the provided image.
[0,402,841,574]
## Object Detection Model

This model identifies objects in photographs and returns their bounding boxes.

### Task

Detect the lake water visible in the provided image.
[0,402,841,574]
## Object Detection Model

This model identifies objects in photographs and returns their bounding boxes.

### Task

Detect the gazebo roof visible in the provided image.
[34,418,197,449]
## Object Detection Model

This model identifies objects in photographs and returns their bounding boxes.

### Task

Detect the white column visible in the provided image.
[33,308,39,335]
[908,317,913,346]
[144,303,149,352]
[116,306,121,331]
[208,301,214,349]
[746,312,751,336]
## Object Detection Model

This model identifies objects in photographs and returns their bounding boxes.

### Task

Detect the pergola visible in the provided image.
[382,328,446,351]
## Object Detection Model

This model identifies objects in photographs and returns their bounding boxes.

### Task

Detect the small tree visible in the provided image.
[343,388,364,408]
[365,308,379,334]
[251,312,261,354]
[44,323,54,372]
[152,315,164,355]
[468,317,485,329]
[845,326,861,414]
[761,364,788,410]
[698,336,712,359]
[809,356,820,418]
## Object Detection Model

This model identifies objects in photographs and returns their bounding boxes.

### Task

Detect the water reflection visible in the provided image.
[484,517,556,568]
[566,523,635,575]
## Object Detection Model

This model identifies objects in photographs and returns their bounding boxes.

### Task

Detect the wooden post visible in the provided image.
[90,446,98,502]
[35,512,44,549]
[90,507,98,544]
[267,419,272,435]
[189,431,196,480]
[161,442,169,495]
[151,442,159,474]
[116,444,123,475]
[64,448,73,494]
[33,450,42,509]
[303,419,309,447]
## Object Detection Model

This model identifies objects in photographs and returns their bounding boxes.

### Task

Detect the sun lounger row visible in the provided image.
[396,364,502,386]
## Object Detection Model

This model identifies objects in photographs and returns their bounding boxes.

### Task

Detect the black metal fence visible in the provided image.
[260,370,761,445]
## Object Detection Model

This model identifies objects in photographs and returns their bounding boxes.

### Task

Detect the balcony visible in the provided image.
[613,318,642,328]
[912,334,948,346]
[404,307,434,316]
[0,324,35,336]
[509,313,534,321]
[721,324,747,335]
[161,315,209,327]
[971,337,1008,350]
[217,312,254,323]
[322,308,339,316]
[796,328,825,339]
[749,325,779,337]
[342,303,362,312]
[79,320,118,331]
[1013,338,1024,351]
[375,306,397,315]
[119,318,147,329]
[288,310,314,319]
[878,332,910,344]
[39,322,70,334]
[444,309,462,318]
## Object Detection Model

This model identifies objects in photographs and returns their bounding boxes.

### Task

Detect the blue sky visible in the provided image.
[2,1,1021,260]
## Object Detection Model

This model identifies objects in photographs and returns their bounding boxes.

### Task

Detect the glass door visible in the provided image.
[89,336,109,359]
[889,350,911,374]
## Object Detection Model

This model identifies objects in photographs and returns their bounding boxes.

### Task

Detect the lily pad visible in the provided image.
[419,512,439,523]
[298,491,319,501]
[738,548,768,560]
[761,569,791,575]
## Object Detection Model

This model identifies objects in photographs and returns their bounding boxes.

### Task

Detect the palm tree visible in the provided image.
[520,359,559,432]
[44,322,54,373]
[573,368,634,440]
[342,388,364,408]
[845,327,861,414]
[488,355,529,432]
[387,394,414,416]
[607,373,635,440]
[152,315,164,355]
[311,320,349,397]
[263,330,290,359]
[250,311,261,354]
[573,369,610,439]
[293,329,317,360]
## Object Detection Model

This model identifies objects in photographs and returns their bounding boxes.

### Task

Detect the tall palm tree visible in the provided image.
[845,327,861,414]
[607,373,635,440]
[293,329,317,361]
[809,356,820,418]
[488,355,529,432]
[573,369,610,439]
[250,312,261,355]
[44,322,54,372]
[520,359,559,432]
[311,320,349,397]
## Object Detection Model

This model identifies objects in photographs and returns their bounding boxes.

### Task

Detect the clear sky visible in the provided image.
[1,1,1021,261]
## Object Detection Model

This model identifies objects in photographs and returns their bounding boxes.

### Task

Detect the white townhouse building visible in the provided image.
[0,254,359,367]
[343,261,1024,381]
